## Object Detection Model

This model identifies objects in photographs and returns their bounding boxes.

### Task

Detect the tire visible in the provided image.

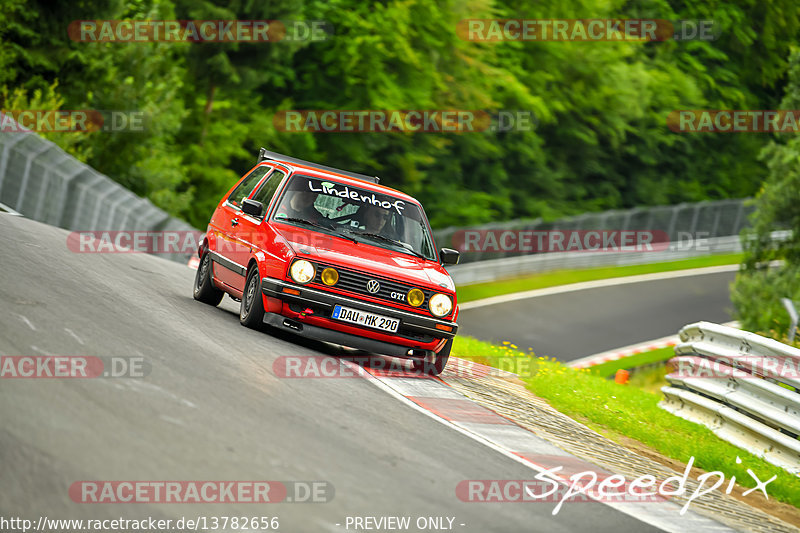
[193,252,224,306]
[413,338,452,376]
[240,266,266,328]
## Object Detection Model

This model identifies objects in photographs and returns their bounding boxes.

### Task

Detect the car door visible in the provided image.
[233,168,287,271]
[212,164,273,292]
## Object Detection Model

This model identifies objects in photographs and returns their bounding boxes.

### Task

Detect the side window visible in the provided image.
[228,166,271,208]
[249,170,286,218]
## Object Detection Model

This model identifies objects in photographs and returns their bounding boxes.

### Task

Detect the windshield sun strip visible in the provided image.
[272,176,436,260]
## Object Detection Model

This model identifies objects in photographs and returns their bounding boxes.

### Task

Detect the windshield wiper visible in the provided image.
[349,231,428,260]
[280,217,358,243]
[280,217,333,230]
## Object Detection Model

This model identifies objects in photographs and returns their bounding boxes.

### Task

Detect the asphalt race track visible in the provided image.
[0,214,665,532]
[457,271,735,362]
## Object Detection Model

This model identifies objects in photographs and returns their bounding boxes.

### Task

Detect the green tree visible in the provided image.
[731,48,800,338]
[2,0,799,231]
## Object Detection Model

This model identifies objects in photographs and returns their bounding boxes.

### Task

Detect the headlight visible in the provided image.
[290,260,315,284]
[407,288,425,307]
[321,267,339,286]
[428,293,453,317]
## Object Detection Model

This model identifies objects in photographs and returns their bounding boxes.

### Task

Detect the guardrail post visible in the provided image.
[0,133,27,197]
[781,298,799,343]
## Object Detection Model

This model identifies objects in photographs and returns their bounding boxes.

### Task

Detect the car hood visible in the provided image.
[275,226,455,293]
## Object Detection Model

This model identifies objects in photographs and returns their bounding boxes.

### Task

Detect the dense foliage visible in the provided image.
[731,49,800,338]
[1,0,798,230]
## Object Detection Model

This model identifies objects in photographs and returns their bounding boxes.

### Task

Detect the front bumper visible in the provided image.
[261,277,458,353]
[262,313,418,358]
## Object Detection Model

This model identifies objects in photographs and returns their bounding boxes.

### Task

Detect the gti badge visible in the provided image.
[366,280,381,293]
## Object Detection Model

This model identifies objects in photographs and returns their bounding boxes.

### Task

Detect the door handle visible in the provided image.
[231,218,239,227]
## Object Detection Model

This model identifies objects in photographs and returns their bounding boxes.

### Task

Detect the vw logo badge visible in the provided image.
[366,280,381,294]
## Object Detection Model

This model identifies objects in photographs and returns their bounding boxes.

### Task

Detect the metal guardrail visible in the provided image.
[660,321,800,474]
[434,198,754,264]
[0,112,196,264]
[445,230,787,287]
[446,234,743,286]
[782,298,799,343]
[437,203,774,286]
[0,112,757,276]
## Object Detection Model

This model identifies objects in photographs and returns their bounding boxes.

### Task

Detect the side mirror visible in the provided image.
[440,248,460,265]
[242,198,264,218]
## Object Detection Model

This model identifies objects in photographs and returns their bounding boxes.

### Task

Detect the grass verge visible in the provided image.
[456,253,742,303]
[588,346,676,378]
[451,335,800,508]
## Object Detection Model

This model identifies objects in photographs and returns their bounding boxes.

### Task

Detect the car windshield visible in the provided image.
[272,175,437,260]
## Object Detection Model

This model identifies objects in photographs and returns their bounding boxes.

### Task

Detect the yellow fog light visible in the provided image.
[321,267,339,286]
[407,288,425,307]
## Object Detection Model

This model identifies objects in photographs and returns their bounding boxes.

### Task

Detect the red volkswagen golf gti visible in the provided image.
[193,149,460,374]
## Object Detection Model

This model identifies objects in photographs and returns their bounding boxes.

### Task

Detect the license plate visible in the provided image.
[331,305,399,333]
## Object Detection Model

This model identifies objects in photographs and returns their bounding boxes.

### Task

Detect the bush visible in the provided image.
[731,48,800,338]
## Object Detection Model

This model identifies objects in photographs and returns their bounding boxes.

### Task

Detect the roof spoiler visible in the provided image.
[258,148,380,184]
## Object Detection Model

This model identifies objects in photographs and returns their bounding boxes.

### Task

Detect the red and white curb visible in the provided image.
[343,357,736,533]
[568,335,679,369]
[568,322,740,370]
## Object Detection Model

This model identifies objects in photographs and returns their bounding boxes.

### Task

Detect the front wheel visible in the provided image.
[240,266,266,328]
[413,338,452,376]
[193,253,224,306]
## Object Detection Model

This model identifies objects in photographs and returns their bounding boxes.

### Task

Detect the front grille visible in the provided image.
[311,261,434,312]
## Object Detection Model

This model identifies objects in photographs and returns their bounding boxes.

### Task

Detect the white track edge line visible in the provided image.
[345,360,731,533]
[459,264,739,310]
[0,202,22,216]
